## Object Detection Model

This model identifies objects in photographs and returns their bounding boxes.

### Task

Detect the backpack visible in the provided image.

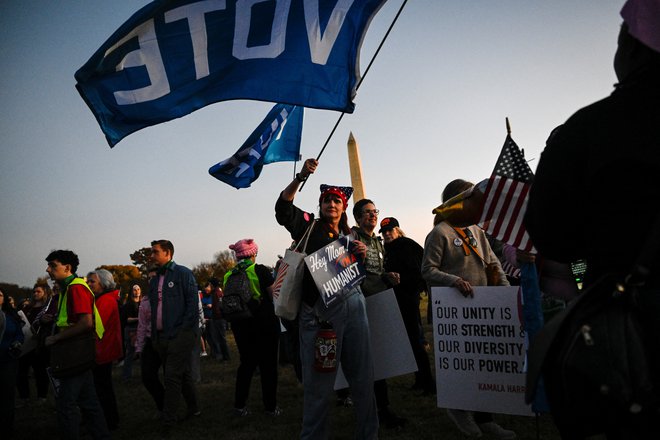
[220,265,255,322]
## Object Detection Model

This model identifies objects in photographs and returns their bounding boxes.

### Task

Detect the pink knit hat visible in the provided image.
[621,0,660,53]
[229,238,258,259]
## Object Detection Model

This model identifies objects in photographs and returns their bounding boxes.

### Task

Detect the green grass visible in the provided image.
[15,316,562,439]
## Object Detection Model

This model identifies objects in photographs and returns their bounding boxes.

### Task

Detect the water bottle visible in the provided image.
[314,321,337,372]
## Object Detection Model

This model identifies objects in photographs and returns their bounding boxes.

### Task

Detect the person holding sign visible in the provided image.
[275,158,378,440]
[380,217,436,396]
[16,283,57,406]
[422,180,515,440]
[351,199,407,429]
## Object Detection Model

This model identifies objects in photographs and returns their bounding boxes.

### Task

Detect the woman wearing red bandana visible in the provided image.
[275,158,378,440]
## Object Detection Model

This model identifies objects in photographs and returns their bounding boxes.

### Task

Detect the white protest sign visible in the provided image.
[334,289,417,390]
[17,310,38,357]
[432,286,533,416]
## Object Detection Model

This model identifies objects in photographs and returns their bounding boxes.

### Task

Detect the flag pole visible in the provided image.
[506,117,512,135]
[299,0,409,191]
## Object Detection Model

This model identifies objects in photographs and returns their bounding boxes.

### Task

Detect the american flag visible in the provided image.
[501,260,522,280]
[478,135,536,252]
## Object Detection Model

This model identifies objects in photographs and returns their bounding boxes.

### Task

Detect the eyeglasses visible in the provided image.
[363,209,379,216]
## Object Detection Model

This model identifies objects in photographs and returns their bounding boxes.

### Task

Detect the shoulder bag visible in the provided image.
[526,217,660,438]
[49,330,96,378]
[273,221,316,321]
[48,293,96,378]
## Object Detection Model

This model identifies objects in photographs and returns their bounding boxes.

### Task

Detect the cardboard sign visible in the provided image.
[305,236,365,307]
[432,286,534,416]
[334,289,418,389]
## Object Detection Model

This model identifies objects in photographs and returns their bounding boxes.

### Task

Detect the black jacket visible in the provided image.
[525,66,660,284]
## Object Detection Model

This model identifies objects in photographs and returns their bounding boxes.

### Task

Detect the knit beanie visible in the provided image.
[229,238,258,259]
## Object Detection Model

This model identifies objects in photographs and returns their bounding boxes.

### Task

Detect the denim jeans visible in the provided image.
[140,338,164,412]
[153,328,199,426]
[17,347,50,399]
[92,362,119,429]
[55,369,110,440]
[299,288,379,440]
[209,319,231,360]
[191,335,201,383]
[122,328,137,380]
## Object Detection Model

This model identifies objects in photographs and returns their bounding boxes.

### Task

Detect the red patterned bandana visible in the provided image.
[319,184,353,208]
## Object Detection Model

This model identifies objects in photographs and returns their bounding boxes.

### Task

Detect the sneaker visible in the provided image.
[233,407,250,417]
[336,396,354,407]
[478,422,517,439]
[265,406,282,417]
[185,409,201,418]
[446,409,482,437]
[200,351,208,357]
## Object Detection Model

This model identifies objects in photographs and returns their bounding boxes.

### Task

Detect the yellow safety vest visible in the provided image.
[56,278,105,339]
[223,261,262,300]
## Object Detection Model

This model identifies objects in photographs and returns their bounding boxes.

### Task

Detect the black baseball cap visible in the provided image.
[379,217,399,234]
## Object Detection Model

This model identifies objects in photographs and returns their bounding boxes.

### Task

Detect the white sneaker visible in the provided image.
[233,407,250,417]
[265,406,282,417]
[479,422,517,439]
[446,409,482,437]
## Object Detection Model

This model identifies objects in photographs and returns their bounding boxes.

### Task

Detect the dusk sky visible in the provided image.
[1,0,623,288]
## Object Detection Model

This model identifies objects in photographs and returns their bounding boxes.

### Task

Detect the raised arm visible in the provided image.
[281,158,318,201]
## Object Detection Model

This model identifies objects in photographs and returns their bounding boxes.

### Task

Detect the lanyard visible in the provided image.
[452,226,486,264]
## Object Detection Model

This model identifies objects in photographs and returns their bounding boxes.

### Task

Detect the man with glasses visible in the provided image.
[351,199,407,429]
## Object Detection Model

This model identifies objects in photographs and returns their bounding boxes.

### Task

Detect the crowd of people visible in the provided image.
[1,2,658,439]
[0,193,523,440]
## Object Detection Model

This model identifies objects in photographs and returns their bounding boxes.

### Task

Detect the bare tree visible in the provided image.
[192,250,236,288]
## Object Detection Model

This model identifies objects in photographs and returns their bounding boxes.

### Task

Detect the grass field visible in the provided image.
[14,304,563,440]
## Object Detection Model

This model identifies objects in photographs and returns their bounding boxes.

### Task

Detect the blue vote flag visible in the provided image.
[209,103,303,188]
[75,0,388,147]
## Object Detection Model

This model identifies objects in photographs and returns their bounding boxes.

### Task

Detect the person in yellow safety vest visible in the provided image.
[44,250,110,440]
[54,277,104,338]
[222,259,263,301]
[225,238,281,417]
